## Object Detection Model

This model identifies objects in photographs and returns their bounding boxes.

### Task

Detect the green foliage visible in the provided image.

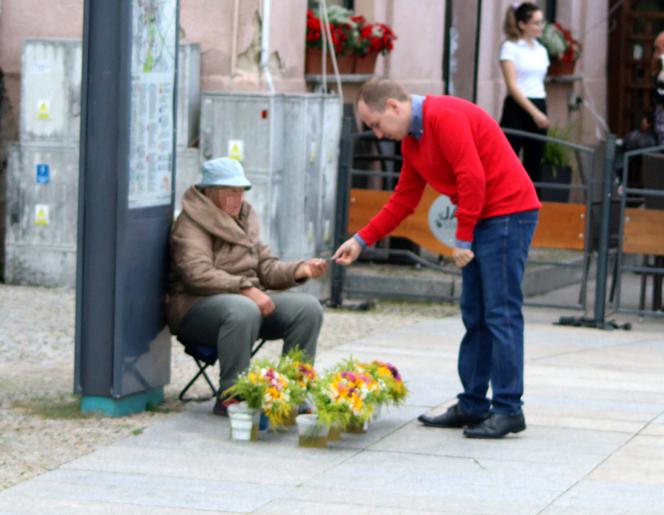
[543,126,573,168]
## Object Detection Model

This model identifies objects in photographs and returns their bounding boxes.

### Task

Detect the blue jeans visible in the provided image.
[457,210,538,416]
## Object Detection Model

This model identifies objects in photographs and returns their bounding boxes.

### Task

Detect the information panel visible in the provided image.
[128,0,177,209]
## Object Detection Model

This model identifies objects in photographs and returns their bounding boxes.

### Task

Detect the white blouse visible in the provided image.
[499,39,550,99]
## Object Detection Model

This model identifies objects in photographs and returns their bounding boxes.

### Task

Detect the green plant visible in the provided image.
[542,126,573,168]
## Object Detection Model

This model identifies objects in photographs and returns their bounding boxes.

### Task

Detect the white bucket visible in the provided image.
[228,403,255,441]
[295,414,329,448]
[371,403,382,423]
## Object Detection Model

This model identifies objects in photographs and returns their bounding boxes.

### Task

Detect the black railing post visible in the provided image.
[593,133,616,326]
[330,115,353,306]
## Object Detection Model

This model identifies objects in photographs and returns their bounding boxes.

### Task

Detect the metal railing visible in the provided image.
[331,116,663,324]
[613,144,664,317]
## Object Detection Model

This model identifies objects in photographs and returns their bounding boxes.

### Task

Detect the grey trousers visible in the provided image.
[177,292,323,393]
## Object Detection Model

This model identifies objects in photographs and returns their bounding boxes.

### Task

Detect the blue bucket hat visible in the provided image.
[197,157,252,190]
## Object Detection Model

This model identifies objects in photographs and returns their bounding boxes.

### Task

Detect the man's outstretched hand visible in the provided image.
[332,237,362,265]
[295,258,329,280]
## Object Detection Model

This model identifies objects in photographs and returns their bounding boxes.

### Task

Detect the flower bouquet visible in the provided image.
[539,22,581,76]
[223,359,294,430]
[342,359,406,423]
[277,349,318,425]
[322,359,381,433]
[365,360,408,407]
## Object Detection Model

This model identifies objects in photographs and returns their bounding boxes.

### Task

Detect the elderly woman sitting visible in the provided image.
[166,157,328,415]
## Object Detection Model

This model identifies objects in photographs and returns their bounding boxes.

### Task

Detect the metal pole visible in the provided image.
[592,133,616,326]
[330,115,353,306]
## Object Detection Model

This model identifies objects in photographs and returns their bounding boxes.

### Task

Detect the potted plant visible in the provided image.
[223,359,293,439]
[354,19,397,74]
[541,125,574,203]
[305,6,396,75]
[305,6,358,74]
[307,370,355,443]
[222,366,264,441]
[363,360,408,420]
[326,359,380,433]
[539,22,581,76]
[276,349,317,426]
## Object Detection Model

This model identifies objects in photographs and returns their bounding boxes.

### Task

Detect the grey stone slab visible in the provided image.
[524,391,664,419]
[0,468,289,513]
[524,364,664,397]
[255,498,451,515]
[585,434,664,485]
[370,419,630,467]
[530,340,664,375]
[525,412,644,433]
[59,429,357,487]
[642,424,664,436]
[543,481,664,514]
[0,496,207,514]
[300,452,560,513]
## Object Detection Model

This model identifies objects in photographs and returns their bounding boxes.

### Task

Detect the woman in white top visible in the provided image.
[499,2,550,190]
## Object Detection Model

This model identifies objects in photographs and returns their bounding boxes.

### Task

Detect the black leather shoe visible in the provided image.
[418,404,488,428]
[463,412,526,438]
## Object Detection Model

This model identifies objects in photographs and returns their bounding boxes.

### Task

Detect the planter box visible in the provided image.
[540,165,571,203]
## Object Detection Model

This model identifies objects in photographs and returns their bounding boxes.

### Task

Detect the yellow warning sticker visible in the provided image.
[228,140,244,161]
[35,204,49,225]
[37,100,50,120]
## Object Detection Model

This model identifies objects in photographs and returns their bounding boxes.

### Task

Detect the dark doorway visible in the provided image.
[608,0,664,136]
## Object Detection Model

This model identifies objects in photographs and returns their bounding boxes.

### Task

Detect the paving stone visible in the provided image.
[544,481,664,514]
[299,452,560,513]
[370,420,631,466]
[0,468,290,513]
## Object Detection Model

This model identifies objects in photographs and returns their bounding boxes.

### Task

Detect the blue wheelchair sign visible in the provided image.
[36,163,50,184]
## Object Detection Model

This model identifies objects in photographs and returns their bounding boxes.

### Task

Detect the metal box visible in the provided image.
[4,143,79,287]
[176,43,201,149]
[198,91,341,299]
[174,147,200,215]
[20,38,82,144]
[21,39,199,149]
[317,95,342,253]
[280,93,325,260]
[200,92,285,252]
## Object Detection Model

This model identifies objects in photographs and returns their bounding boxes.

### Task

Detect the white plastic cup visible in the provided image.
[295,414,329,448]
[228,403,255,441]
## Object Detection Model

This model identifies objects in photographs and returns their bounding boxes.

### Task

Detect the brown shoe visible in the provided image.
[212,396,241,417]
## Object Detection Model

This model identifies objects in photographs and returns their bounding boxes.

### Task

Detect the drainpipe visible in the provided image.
[230,0,239,76]
[260,0,275,93]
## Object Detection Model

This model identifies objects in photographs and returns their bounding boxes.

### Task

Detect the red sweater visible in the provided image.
[358,95,541,244]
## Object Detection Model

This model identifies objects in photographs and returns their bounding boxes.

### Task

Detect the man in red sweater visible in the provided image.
[332,78,541,438]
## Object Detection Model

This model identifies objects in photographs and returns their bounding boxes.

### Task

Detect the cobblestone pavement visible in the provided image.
[0,284,457,491]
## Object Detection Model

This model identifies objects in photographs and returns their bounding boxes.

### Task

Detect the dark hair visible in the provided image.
[357,78,409,112]
[503,2,541,41]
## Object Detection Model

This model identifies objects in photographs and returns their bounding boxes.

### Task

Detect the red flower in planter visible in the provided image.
[358,22,397,56]
[305,7,396,57]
